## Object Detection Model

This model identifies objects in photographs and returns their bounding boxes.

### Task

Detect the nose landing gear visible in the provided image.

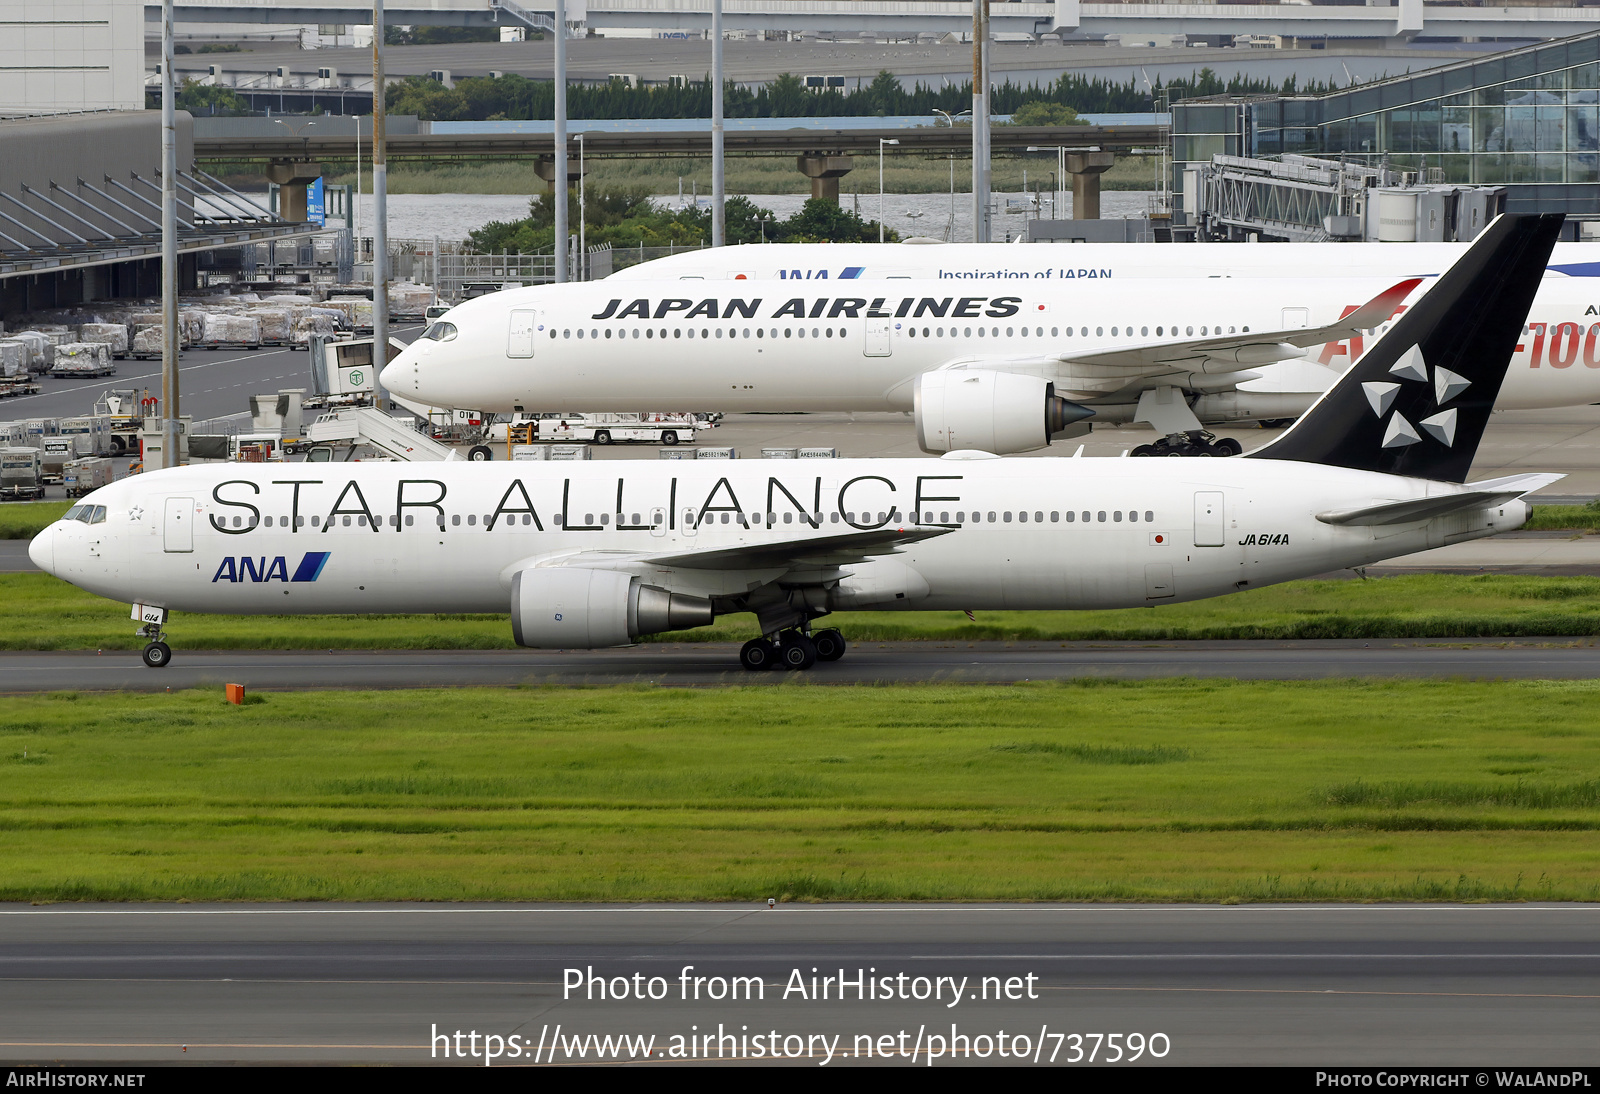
[739,626,848,671]
[137,620,171,669]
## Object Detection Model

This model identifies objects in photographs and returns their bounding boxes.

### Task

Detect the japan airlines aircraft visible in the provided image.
[381,260,1600,456]
[33,216,1564,672]
[609,239,1600,284]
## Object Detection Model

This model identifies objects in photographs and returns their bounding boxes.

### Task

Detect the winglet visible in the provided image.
[1342,277,1424,331]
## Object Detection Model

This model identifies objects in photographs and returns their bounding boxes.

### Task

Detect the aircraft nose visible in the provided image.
[27,525,54,575]
[379,345,419,399]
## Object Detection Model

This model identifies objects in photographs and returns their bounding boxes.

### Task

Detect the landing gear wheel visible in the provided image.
[594,429,613,445]
[812,628,847,662]
[1212,437,1243,457]
[141,641,171,669]
[660,430,679,446]
[1130,444,1157,457]
[467,445,493,462]
[739,638,778,671]
[778,632,817,671]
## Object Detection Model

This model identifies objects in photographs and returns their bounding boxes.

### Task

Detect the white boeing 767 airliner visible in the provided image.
[31,216,1564,671]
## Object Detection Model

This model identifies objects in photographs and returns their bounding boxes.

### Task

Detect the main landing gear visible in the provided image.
[1131,430,1243,458]
[739,627,848,672]
[138,621,171,669]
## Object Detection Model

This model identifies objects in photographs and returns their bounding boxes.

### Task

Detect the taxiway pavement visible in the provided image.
[3,640,1599,692]
[0,902,1594,1065]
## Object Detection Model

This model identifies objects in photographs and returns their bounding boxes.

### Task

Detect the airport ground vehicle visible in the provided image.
[26,217,1567,670]
[63,457,111,497]
[496,412,702,448]
[95,390,155,455]
[0,448,44,501]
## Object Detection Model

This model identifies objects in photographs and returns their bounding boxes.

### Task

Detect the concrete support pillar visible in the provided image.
[265,160,323,222]
[1065,151,1114,221]
[534,155,587,193]
[796,153,853,204]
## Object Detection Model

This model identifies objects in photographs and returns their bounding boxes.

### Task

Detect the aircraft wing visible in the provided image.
[1047,278,1422,391]
[642,525,952,571]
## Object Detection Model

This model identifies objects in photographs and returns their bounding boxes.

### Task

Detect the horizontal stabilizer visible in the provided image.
[1316,473,1564,526]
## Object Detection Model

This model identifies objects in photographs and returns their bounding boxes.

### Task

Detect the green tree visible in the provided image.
[774,198,894,244]
[1007,101,1086,126]
[174,78,249,117]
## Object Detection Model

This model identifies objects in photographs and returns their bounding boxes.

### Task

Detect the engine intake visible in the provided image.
[914,369,1093,454]
[511,568,713,649]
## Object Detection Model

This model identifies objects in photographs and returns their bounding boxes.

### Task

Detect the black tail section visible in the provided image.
[1248,214,1563,482]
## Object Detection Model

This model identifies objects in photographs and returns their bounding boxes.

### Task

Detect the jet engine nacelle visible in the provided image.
[913,369,1093,455]
[511,568,714,649]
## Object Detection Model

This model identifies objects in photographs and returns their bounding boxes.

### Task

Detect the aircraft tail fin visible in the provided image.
[1246,214,1564,482]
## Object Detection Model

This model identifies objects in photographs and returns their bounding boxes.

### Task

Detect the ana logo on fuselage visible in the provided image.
[212,552,330,583]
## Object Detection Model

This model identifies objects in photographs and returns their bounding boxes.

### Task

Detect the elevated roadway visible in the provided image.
[155,0,1600,43]
[194,123,1163,163]
[2,903,1597,1064]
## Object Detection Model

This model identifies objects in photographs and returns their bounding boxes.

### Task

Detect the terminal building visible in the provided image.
[1171,29,1600,242]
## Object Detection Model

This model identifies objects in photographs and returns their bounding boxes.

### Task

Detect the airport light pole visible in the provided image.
[273,118,316,158]
[710,0,725,248]
[878,138,898,243]
[576,132,585,280]
[372,0,390,408]
[971,0,991,244]
[161,0,179,466]
[553,0,568,282]
[1028,145,1066,223]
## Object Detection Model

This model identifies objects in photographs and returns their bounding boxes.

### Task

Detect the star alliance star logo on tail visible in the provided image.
[1362,344,1469,450]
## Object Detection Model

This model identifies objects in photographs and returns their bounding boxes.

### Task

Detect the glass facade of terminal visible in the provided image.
[1172,31,1600,214]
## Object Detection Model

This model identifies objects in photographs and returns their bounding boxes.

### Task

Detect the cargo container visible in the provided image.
[0,447,43,500]
[63,456,111,497]
[58,415,111,456]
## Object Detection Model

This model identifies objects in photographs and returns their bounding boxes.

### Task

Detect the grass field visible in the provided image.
[7,570,1600,649]
[2,681,1598,902]
[0,501,69,540]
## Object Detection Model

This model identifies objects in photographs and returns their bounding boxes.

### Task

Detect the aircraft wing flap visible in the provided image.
[643,526,952,571]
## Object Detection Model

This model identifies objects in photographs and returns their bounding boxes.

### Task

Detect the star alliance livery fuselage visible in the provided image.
[33,216,1568,671]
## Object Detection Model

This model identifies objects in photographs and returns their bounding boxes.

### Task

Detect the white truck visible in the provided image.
[491,412,703,447]
[0,447,44,500]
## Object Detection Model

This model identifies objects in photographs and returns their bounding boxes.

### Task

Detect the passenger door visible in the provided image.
[164,497,193,553]
[1193,491,1225,548]
[507,309,539,359]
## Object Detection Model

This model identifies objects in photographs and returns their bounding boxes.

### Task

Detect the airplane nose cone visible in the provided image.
[28,526,54,575]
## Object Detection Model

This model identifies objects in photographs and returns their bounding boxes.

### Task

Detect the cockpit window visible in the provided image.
[90,505,106,524]
[421,321,458,342]
[63,504,85,522]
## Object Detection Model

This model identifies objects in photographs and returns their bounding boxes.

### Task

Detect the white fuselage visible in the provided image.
[34,459,1527,622]
[609,240,1600,284]
[384,275,1600,418]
